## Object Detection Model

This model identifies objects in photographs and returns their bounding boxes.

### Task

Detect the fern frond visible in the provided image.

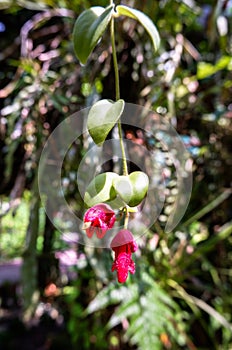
[108,273,185,349]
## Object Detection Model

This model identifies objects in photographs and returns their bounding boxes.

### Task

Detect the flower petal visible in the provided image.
[83,203,116,239]
[118,268,129,283]
[86,226,95,238]
[128,259,136,274]
[110,229,135,249]
[96,227,107,239]
[130,240,138,253]
[115,252,131,283]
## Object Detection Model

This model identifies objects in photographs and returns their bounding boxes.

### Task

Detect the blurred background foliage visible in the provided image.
[0,0,232,349]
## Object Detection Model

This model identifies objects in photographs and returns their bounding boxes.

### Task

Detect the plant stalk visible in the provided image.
[110,14,128,177]
[110,8,129,228]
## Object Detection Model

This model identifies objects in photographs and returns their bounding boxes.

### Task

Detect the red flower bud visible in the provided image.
[83,203,116,239]
[111,229,138,283]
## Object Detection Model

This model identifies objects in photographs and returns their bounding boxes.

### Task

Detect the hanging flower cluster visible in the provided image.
[83,203,138,283]
[73,1,160,284]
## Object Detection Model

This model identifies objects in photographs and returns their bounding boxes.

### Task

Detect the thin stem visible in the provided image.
[110,17,120,101]
[117,121,128,176]
[124,210,130,229]
[110,15,128,176]
[110,8,129,228]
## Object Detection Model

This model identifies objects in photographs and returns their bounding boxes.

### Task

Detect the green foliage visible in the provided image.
[84,170,149,208]
[112,175,133,205]
[113,171,149,207]
[0,0,232,349]
[87,99,125,145]
[73,5,114,64]
[125,171,149,207]
[116,5,160,52]
[197,56,232,80]
[72,2,160,65]
[0,191,46,260]
[0,195,29,259]
[86,274,187,349]
[84,172,118,207]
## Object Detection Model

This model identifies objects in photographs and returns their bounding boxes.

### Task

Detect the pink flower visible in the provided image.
[83,203,116,239]
[111,229,138,283]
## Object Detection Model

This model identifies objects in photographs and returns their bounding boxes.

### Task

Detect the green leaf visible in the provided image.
[113,176,133,204]
[85,282,137,315]
[197,62,217,80]
[112,172,149,207]
[116,5,160,51]
[105,274,182,349]
[87,99,125,146]
[84,172,118,207]
[197,56,232,79]
[128,171,149,207]
[73,5,114,65]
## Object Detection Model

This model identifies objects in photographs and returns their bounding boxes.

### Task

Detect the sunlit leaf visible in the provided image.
[85,283,137,315]
[116,5,160,52]
[112,172,149,207]
[73,5,114,64]
[87,99,125,145]
[197,56,231,79]
[113,176,133,204]
[84,172,118,207]
[128,171,149,207]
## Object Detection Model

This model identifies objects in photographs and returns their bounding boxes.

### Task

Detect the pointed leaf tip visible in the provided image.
[116,5,160,52]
